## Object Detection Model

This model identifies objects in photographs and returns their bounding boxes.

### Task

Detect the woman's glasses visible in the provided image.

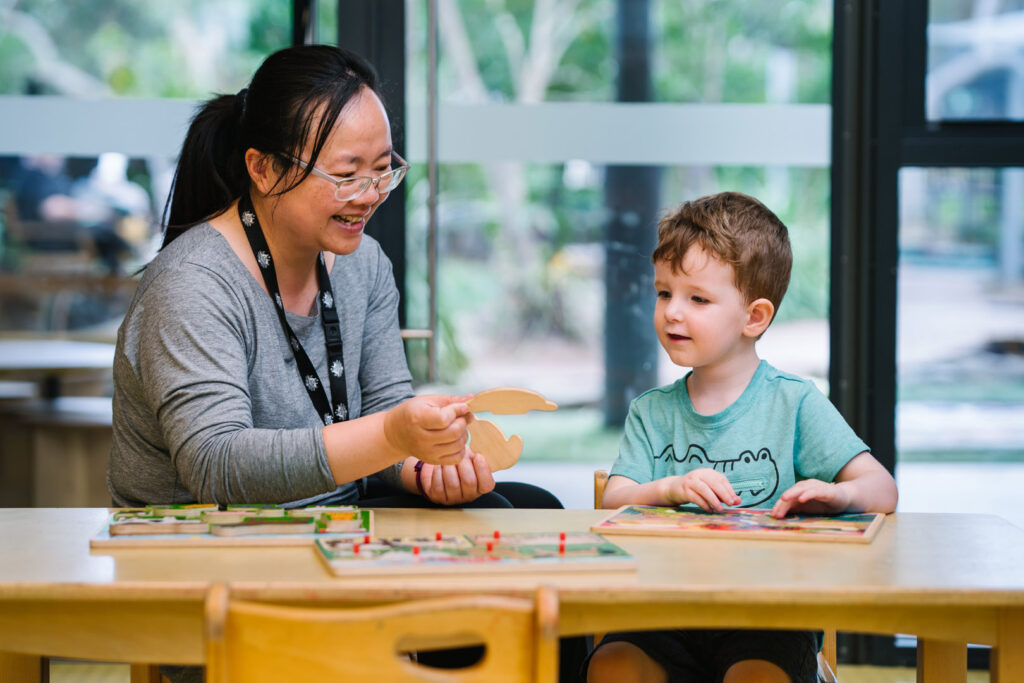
[288,151,408,202]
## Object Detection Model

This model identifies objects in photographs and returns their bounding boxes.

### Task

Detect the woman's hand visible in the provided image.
[383,394,473,466]
[418,451,496,505]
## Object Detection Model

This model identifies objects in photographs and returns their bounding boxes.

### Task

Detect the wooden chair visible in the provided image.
[204,581,559,683]
[593,470,838,683]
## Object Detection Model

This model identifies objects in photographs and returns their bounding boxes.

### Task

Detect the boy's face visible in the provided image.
[653,248,754,370]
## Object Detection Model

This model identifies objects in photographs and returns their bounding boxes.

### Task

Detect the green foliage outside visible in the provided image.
[0,0,286,97]
[404,0,834,385]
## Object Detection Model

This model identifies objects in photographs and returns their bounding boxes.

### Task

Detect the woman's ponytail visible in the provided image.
[160,92,250,248]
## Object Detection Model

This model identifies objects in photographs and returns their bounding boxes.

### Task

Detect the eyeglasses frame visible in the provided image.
[286,151,409,202]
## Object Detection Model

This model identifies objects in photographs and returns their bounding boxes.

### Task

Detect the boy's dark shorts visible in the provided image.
[585,628,819,683]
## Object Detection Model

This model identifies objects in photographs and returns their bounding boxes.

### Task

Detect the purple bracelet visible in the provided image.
[413,460,426,496]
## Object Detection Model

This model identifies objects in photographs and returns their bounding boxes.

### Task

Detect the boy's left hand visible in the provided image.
[770,479,851,518]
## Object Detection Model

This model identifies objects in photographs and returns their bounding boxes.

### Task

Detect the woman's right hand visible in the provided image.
[417,450,496,505]
[383,394,473,466]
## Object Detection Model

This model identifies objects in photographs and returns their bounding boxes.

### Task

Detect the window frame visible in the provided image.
[830,0,1024,666]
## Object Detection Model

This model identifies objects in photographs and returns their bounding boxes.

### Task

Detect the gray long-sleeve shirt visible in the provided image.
[108,224,414,507]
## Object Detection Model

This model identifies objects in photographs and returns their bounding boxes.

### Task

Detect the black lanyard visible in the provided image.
[238,193,349,425]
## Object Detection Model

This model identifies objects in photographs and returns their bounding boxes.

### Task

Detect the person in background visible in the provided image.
[586,192,898,683]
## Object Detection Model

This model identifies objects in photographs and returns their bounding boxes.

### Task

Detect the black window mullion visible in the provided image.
[902,124,1024,166]
[293,0,316,46]
[832,0,1024,667]
[336,0,408,328]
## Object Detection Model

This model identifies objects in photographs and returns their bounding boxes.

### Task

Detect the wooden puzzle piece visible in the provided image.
[466,388,556,472]
[96,506,373,546]
[315,531,635,576]
[468,418,523,471]
[467,387,557,415]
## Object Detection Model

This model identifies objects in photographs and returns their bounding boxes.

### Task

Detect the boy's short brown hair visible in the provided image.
[652,191,792,313]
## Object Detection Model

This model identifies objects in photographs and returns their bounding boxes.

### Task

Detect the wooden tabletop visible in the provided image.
[1,507,1023,678]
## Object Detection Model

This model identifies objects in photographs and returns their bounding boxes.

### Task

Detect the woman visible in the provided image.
[109,45,586,682]
[108,44,559,512]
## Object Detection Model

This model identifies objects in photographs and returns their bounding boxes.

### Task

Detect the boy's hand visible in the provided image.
[418,450,496,505]
[663,469,741,512]
[771,479,852,518]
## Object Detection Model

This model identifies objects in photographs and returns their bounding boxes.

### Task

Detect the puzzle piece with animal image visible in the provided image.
[591,505,885,543]
[466,388,557,471]
[315,530,635,576]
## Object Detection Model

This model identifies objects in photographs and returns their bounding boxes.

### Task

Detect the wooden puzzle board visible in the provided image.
[90,506,373,549]
[591,505,885,544]
[315,531,636,576]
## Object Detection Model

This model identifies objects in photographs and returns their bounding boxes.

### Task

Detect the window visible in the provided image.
[927,0,1024,121]
[897,166,1024,495]
[834,0,1024,665]
[404,0,833,461]
[0,2,290,336]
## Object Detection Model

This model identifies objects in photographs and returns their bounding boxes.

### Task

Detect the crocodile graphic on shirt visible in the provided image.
[655,443,779,507]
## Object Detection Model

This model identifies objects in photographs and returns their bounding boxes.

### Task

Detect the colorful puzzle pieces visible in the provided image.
[315,530,634,576]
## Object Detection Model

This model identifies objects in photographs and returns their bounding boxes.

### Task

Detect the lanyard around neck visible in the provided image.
[238,193,349,425]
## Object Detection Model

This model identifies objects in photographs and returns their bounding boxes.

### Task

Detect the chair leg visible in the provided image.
[0,653,46,682]
[129,664,165,683]
[821,629,837,672]
[594,471,608,509]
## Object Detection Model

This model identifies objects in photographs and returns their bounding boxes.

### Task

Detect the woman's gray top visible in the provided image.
[108,224,414,507]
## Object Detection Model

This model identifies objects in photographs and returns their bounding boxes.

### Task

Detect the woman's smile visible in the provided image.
[333,213,366,234]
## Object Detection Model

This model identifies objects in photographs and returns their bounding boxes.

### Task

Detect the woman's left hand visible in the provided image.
[418,450,496,505]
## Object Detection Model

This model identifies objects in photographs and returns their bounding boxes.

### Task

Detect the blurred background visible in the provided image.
[0,0,1022,668]
[1,0,1020,469]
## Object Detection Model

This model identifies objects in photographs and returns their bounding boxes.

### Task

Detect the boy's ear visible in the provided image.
[744,298,775,338]
[244,148,278,196]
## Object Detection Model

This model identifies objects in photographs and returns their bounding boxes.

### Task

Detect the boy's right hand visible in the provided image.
[662,469,741,512]
[384,394,473,466]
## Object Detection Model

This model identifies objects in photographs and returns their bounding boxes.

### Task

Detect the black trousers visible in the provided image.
[360,476,564,509]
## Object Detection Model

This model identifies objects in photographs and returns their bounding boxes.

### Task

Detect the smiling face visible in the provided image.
[654,247,758,371]
[268,87,395,257]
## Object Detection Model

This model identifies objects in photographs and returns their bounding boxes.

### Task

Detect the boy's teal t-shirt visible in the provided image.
[610,360,868,508]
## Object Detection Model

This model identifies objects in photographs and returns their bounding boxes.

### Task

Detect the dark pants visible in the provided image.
[360,476,565,509]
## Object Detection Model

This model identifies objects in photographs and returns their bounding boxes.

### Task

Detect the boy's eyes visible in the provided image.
[656,291,710,304]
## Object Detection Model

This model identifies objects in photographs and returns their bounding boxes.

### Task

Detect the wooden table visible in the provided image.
[0,339,115,398]
[1,508,1022,682]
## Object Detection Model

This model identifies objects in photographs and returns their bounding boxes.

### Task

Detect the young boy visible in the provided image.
[587,192,898,683]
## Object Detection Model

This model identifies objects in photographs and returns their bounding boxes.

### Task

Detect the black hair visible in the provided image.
[160,44,381,249]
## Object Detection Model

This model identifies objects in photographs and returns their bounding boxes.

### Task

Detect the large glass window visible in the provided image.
[0,2,290,340]
[927,0,1024,121]
[897,167,1024,525]
[404,0,833,469]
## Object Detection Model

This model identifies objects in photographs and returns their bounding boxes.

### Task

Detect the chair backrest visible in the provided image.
[204,582,559,683]
[594,470,609,508]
